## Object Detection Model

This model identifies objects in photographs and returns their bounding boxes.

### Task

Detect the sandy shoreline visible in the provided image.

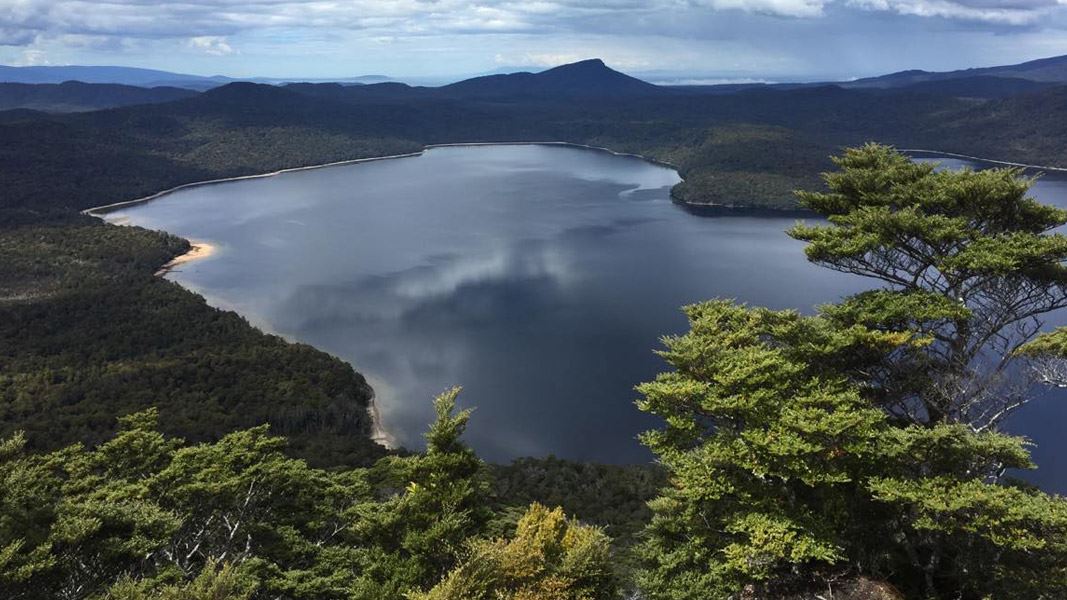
[153,241,217,276]
[368,395,397,449]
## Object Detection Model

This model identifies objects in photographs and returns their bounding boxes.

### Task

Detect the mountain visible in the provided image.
[844,54,1067,88]
[0,65,230,89]
[0,81,199,112]
[865,76,1056,100]
[0,65,400,90]
[437,58,662,98]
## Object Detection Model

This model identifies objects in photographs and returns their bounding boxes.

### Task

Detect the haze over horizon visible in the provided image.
[5,0,1067,83]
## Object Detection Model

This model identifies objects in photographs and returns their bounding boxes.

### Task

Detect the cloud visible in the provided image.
[12,48,49,65]
[695,0,829,17]
[188,35,234,55]
[848,0,1058,23]
[3,0,1063,52]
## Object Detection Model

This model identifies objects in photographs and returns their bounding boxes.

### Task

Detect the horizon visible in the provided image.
[6,1,1067,83]
[3,51,1067,88]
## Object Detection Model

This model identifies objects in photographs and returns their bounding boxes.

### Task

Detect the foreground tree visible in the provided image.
[0,389,492,600]
[789,143,1067,431]
[635,301,1067,599]
[346,387,491,599]
[414,503,617,600]
[637,148,1067,598]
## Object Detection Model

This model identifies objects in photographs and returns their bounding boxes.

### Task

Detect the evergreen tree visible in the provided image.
[415,503,617,600]
[789,143,1067,430]
[636,147,1067,599]
[634,301,1067,599]
[346,387,491,599]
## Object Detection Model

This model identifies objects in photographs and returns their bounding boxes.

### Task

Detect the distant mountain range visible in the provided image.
[3,54,1067,214]
[842,54,1067,88]
[7,53,1067,102]
[0,65,396,90]
[0,81,198,112]
[0,65,230,89]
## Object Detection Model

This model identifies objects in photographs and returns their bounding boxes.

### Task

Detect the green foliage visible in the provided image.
[490,457,665,550]
[635,300,899,598]
[635,299,1067,599]
[0,220,385,467]
[346,387,491,599]
[0,389,519,600]
[98,562,257,600]
[0,408,371,599]
[413,503,618,600]
[791,144,1067,429]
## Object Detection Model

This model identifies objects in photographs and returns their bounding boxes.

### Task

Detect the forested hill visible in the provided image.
[436,58,663,98]
[0,81,199,112]
[845,53,1067,88]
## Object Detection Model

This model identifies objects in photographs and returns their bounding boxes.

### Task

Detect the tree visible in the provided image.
[414,503,617,600]
[634,301,904,598]
[634,300,1067,599]
[97,561,256,600]
[789,143,1067,431]
[346,387,491,600]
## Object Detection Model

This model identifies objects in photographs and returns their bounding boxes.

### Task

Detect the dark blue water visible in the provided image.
[107,146,1067,492]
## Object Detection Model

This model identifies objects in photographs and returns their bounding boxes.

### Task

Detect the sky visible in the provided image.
[4,0,1067,83]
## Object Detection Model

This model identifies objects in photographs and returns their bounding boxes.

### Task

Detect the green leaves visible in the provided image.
[414,503,617,600]
[635,298,1067,599]
[636,301,901,596]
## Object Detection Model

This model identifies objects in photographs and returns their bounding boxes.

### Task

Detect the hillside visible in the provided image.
[0,215,387,466]
[845,53,1067,88]
[0,81,199,112]
[0,64,229,88]
[437,58,662,98]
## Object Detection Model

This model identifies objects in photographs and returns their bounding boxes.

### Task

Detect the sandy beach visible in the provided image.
[154,241,217,276]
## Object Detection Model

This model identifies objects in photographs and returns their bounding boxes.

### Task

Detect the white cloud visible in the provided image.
[188,35,234,56]
[848,0,1054,23]
[696,0,829,17]
[12,48,49,65]
[4,0,1060,52]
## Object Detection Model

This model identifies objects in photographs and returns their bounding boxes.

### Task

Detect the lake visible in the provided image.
[105,145,1067,492]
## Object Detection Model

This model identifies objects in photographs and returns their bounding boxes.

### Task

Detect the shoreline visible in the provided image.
[81,141,685,217]
[89,142,1057,450]
[85,140,688,451]
[154,241,217,276]
[901,148,1067,173]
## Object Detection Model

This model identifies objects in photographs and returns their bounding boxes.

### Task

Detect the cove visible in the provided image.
[104,145,1067,492]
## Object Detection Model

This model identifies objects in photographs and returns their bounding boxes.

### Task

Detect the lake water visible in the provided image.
[106,145,1067,492]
